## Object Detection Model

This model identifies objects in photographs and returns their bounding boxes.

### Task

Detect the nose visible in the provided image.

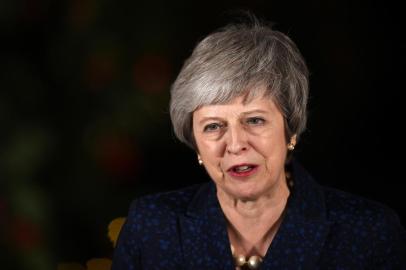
[225,125,249,155]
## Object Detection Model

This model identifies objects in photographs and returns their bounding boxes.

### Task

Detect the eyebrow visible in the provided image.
[240,109,269,116]
[198,117,223,125]
[197,109,269,125]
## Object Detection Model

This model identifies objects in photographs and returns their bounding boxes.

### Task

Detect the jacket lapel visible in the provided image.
[261,162,331,269]
[179,182,235,270]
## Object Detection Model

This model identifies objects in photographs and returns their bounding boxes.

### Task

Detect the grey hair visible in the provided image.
[170,20,309,150]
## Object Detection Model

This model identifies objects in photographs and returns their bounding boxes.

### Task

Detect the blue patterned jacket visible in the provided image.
[112,162,406,269]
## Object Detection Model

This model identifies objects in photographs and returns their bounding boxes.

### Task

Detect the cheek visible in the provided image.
[201,146,224,172]
[196,140,226,177]
[252,134,287,163]
[197,137,225,160]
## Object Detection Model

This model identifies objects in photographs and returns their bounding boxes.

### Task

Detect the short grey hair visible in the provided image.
[170,20,309,150]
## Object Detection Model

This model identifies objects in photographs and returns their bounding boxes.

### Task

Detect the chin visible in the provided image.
[228,185,263,201]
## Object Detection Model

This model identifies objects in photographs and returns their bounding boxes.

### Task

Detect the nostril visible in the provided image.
[226,145,248,154]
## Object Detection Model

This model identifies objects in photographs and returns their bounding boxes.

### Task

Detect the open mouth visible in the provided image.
[227,164,258,177]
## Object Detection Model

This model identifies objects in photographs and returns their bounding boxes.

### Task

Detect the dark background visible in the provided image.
[1,0,404,269]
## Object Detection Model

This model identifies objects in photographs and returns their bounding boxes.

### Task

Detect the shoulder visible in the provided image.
[321,186,406,266]
[125,183,208,228]
[292,161,402,228]
[322,186,401,229]
[291,161,403,232]
[133,183,206,213]
[112,184,209,269]
[116,183,209,255]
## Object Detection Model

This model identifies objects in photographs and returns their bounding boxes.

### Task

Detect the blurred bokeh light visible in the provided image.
[1,0,404,269]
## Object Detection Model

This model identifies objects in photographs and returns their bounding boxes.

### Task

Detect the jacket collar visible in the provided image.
[261,161,331,268]
[181,180,235,269]
[182,160,331,268]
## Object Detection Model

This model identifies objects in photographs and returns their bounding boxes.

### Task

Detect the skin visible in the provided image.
[193,92,295,258]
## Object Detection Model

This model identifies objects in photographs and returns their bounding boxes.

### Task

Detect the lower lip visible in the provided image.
[228,166,259,178]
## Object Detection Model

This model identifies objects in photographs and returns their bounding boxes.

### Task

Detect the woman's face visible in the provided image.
[192,94,290,200]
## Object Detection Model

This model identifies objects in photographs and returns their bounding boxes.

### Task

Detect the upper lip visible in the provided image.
[227,163,258,172]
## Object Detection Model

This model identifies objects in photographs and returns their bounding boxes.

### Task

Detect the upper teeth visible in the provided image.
[235,165,251,172]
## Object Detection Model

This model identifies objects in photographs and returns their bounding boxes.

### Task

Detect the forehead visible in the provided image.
[193,95,281,118]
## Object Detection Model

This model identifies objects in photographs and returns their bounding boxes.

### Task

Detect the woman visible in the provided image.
[112,20,406,269]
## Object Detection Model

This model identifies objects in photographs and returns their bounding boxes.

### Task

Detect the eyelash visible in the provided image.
[246,117,265,125]
[203,117,265,132]
[203,123,223,132]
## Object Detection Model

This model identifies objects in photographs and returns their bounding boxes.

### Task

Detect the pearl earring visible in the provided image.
[197,156,203,165]
[287,135,297,151]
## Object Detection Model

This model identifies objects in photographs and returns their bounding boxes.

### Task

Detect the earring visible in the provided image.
[287,134,297,151]
[197,155,203,165]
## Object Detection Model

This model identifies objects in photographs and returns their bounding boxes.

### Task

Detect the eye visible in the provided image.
[203,123,223,132]
[246,117,265,125]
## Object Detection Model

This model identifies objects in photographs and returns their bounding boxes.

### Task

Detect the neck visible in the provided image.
[217,178,290,257]
[217,177,290,220]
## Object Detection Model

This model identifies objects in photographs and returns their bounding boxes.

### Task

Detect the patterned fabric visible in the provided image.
[112,161,406,269]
